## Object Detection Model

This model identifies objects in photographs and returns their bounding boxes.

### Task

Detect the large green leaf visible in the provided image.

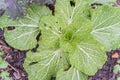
[55,0,86,25]
[70,42,106,75]
[91,6,120,50]
[4,27,39,50]
[56,67,88,80]
[3,4,51,50]
[24,45,69,80]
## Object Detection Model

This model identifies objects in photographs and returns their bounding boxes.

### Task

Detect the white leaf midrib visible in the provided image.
[9,29,38,42]
[92,21,120,33]
[78,45,97,65]
[37,49,62,80]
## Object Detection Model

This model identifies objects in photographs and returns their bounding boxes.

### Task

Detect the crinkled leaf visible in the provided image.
[40,0,106,76]
[59,15,94,52]
[70,42,106,75]
[40,15,93,52]
[91,6,120,50]
[4,4,51,50]
[40,0,91,51]
[24,45,69,80]
[56,67,88,80]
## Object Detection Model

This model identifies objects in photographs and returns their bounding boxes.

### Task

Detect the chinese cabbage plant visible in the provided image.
[0,0,119,80]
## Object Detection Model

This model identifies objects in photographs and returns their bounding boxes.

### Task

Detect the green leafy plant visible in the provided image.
[1,4,51,50]
[118,77,120,80]
[0,71,10,80]
[0,52,9,80]
[0,52,8,68]
[0,0,119,80]
[113,64,120,74]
